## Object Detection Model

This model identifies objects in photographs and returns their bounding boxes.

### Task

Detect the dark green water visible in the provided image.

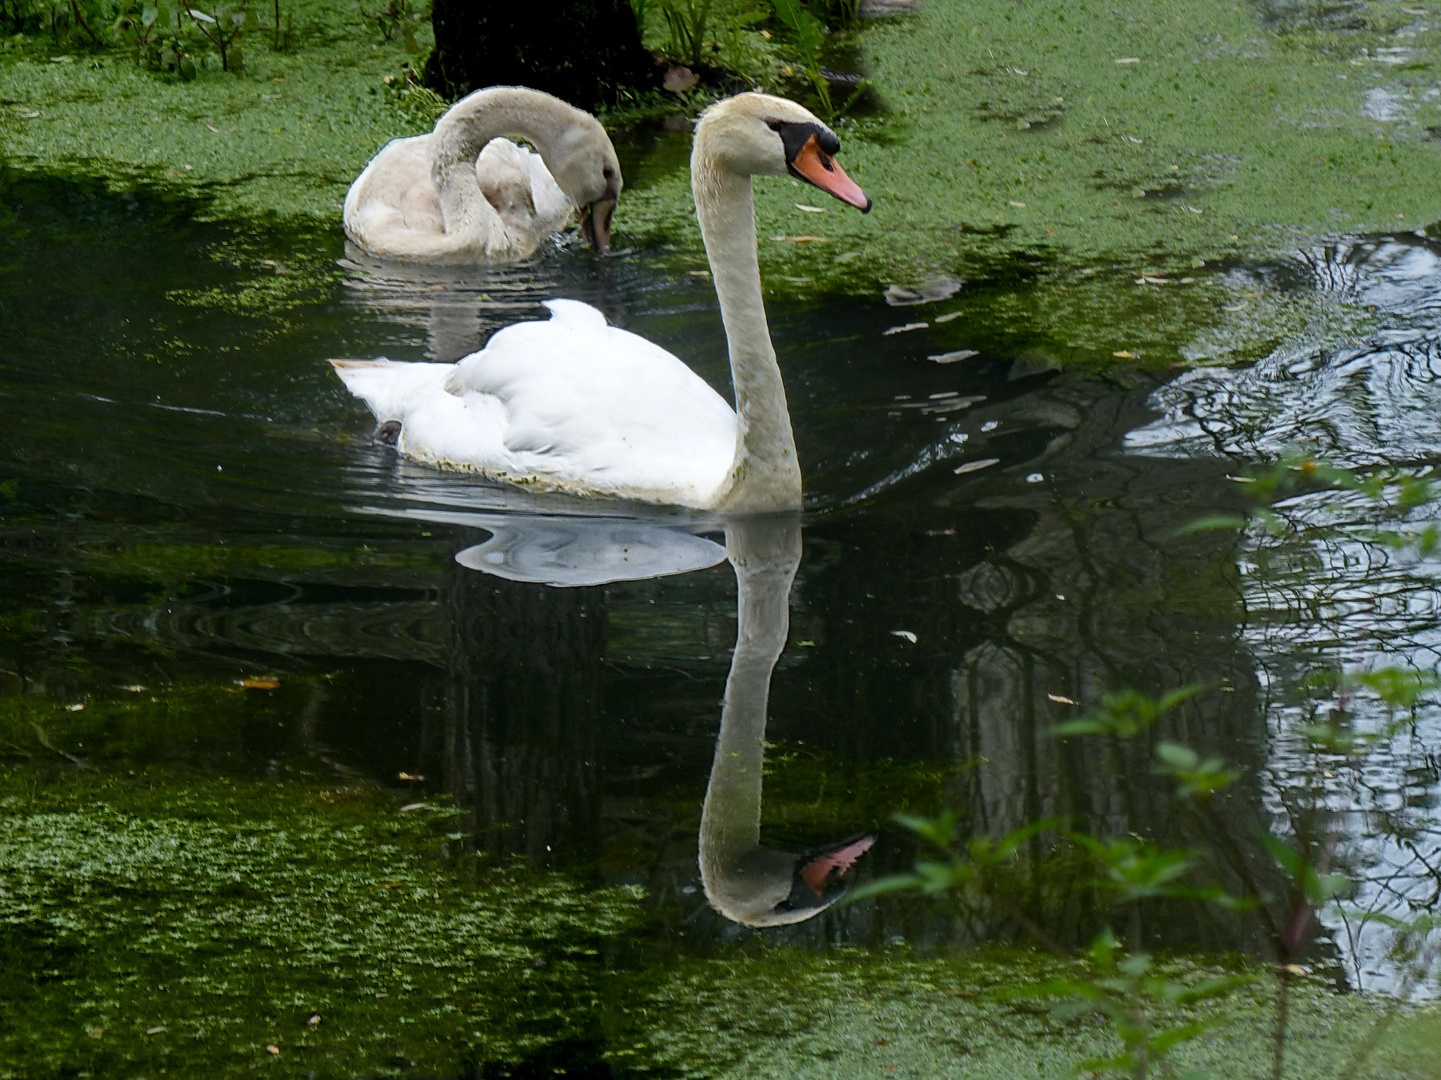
[2,165,1439,1075]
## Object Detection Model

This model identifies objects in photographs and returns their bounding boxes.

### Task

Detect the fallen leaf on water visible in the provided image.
[954,458,1001,475]
[1048,694,1079,705]
[1112,350,1137,359]
[883,322,928,335]
[795,203,826,212]
[890,630,918,643]
[399,772,426,781]
[240,677,280,690]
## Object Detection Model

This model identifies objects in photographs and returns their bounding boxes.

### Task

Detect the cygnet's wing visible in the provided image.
[441,300,737,505]
[344,135,444,245]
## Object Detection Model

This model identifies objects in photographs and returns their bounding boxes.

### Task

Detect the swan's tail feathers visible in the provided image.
[541,298,610,331]
[327,357,446,422]
[329,358,394,370]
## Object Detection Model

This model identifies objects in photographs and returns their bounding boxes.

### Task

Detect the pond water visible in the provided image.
[2,160,1439,1072]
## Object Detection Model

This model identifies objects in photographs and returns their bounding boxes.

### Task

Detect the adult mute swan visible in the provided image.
[702,516,875,926]
[331,92,872,514]
[344,86,623,261]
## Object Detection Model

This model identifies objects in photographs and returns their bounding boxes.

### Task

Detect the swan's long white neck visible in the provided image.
[693,145,803,513]
[430,87,580,238]
[699,517,801,921]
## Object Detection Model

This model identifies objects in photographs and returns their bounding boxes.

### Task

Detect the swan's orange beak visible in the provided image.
[580,199,615,253]
[790,134,871,213]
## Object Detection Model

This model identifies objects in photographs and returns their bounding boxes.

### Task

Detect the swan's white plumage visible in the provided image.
[333,300,738,507]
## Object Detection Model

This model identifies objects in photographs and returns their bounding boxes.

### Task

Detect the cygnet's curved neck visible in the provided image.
[692,144,803,512]
[430,87,580,233]
[699,516,802,912]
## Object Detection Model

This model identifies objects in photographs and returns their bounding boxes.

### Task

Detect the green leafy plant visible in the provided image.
[186,4,247,71]
[113,0,163,63]
[863,456,1441,1079]
[365,0,422,53]
[771,0,867,118]
[659,0,713,68]
[1017,930,1253,1080]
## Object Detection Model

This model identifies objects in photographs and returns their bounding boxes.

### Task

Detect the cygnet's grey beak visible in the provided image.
[580,199,616,253]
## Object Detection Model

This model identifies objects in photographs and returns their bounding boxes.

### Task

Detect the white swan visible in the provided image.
[332,92,872,513]
[701,516,875,926]
[344,86,623,261]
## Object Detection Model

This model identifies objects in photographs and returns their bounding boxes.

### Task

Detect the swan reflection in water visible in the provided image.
[699,515,875,926]
[447,508,874,925]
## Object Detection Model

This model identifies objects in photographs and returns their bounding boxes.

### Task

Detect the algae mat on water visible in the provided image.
[0,768,645,1078]
[0,0,431,222]
[1,759,1438,1077]
[624,0,1441,280]
[4,2,1439,365]
[4,1,1441,271]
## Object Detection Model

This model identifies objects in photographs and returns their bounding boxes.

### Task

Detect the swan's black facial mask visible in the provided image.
[766,120,872,212]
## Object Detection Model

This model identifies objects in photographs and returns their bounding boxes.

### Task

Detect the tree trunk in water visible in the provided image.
[424,0,657,109]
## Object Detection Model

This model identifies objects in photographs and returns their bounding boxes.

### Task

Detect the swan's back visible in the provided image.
[332,300,738,507]
[343,136,572,262]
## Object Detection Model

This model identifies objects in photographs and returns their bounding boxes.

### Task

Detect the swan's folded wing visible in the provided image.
[443,300,737,502]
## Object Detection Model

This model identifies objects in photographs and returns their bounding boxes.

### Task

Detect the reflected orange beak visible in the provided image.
[800,834,877,898]
[790,134,872,212]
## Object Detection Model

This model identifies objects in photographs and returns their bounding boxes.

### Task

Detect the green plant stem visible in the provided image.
[68,0,101,43]
[1272,965,1291,1080]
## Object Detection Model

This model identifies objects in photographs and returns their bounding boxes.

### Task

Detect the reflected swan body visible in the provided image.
[701,516,875,926]
[332,93,872,513]
[344,86,621,262]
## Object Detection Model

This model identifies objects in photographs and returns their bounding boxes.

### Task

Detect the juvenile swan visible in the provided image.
[343,86,622,261]
[331,93,871,513]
